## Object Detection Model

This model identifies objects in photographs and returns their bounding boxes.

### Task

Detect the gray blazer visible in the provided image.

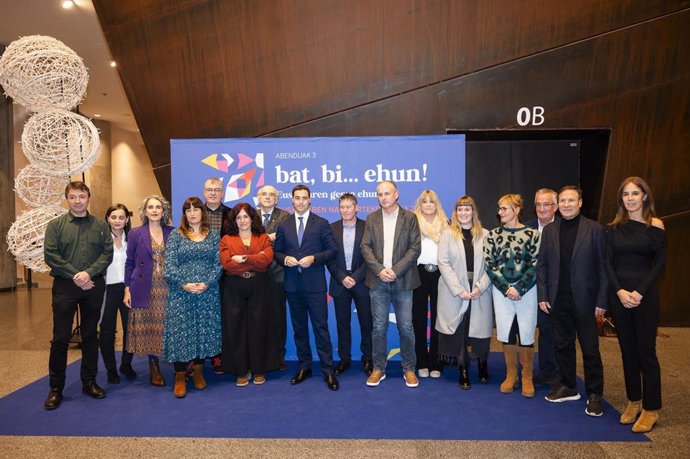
[263,207,290,283]
[360,206,421,290]
[436,228,494,339]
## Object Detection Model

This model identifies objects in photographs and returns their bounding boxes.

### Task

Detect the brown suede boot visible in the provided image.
[620,400,642,424]
[519,346,535,398]
[173,371,187,398]
[192,363,207,390]
[632,409,659,433]
[149,358,165,387]
[500,344,519,393]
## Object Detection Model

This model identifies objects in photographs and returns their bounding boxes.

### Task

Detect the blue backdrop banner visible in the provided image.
[170,135,466,360]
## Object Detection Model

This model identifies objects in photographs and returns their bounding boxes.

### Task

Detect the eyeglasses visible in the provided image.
[497,206,512,213]
[535,202,555,209]
[204,188,222,193]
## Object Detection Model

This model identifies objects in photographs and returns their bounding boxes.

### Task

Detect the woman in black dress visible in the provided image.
[605,176,666,433]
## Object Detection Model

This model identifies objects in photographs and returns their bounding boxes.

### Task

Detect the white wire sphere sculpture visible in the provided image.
[6,205,68,272]
[21,109,101,176]
[0,35,88,112]
[14,164,70,207]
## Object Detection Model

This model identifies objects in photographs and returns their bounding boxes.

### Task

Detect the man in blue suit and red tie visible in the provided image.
[274,184,340,390]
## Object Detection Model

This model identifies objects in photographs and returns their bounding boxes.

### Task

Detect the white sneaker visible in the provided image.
[418,368,430,378]
[430,370,441,378]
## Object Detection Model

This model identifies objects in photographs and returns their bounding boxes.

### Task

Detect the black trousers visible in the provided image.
[332,285,373,362]
[610,291,662,410]
[551,292,604,396]
[220,273,281,376]
[412,266,441,370]
[537,307,559,378]
[99,283,133,371]
[271,279,288,360]
[50,276,106,390]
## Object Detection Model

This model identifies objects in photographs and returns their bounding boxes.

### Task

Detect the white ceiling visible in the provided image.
[0,0,138,132]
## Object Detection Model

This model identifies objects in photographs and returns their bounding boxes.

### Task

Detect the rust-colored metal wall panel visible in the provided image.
[93,0,689,168]
[658,212,690,326]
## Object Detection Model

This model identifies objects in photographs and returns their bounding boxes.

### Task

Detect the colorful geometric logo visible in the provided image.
[201,153,265,203]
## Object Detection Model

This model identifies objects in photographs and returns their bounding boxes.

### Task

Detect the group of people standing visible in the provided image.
[42,176,666,433]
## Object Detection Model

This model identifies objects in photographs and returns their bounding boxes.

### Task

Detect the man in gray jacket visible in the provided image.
[360,180,421,388]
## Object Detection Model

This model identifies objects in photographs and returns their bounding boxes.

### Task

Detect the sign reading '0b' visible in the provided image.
[517,106,545,126]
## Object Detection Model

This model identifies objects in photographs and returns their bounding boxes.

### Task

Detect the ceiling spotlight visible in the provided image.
[110,61,117,68]
[93,114,102,118]
[62,0,75,9]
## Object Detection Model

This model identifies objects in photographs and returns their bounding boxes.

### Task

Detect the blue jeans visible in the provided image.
[370,281,416,372]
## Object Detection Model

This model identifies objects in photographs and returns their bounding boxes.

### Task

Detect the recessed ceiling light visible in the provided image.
[93,114,102,118]
[110,61,117,68]
[62,0,74,9]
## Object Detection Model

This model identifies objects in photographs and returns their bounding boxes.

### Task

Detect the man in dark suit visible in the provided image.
[537,186,607,417]
[360,180,421,388]
[274,184,339,390]
[526,187,560,387]
[327,193,373,376]
[257,185,290,368]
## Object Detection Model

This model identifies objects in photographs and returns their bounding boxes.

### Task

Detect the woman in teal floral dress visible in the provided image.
[163,196,222,398]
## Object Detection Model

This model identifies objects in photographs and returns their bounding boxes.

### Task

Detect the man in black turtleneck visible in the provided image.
[537,186,608,417]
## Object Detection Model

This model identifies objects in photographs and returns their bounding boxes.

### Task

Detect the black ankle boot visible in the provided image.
[458,366,471,390]
[478,359,489,383]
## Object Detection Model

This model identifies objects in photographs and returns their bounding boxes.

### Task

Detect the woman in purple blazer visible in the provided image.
[124,195,174,386]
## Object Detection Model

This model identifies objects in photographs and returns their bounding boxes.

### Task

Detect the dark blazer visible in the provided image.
[526,216,557,231]
[536,215,608,312]
[263,207,290,283]
[274,212,338,293]
[327,218,368,297]
[125,224,174,308]
[360,206,421,290]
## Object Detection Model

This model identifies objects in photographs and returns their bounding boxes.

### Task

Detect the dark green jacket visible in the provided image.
[44,212,113,280]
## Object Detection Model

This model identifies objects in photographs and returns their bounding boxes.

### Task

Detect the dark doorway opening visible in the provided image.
[448,129,610,226]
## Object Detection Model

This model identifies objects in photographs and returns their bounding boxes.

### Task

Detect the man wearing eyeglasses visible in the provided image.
[526,188,560,388]
[203,177,230,374]
[203,178,230,235]
[256,185,290,369]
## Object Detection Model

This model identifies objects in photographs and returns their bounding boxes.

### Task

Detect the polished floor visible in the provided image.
[0,285,688,458]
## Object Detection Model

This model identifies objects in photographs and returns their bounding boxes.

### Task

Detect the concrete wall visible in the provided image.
[111,125,162,227]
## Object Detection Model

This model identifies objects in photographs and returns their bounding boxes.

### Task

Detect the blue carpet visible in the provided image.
[0,354,648,441]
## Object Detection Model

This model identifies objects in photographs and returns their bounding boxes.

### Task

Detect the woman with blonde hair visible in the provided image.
[436,196,493,389]
[163,196,222,398]
[605,177,666,432]
[125,195,174,386]
[412,189,449,378]
[483,194,540,397]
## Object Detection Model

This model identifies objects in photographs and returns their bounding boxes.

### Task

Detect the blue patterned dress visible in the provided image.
[162,229,222,363]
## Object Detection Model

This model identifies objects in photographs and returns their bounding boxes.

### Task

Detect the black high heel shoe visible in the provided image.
[478,359,489,383]
[458,366,471,390]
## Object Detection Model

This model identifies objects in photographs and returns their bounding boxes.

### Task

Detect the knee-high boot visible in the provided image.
[500,344,519,393]
[519,346,535,398]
